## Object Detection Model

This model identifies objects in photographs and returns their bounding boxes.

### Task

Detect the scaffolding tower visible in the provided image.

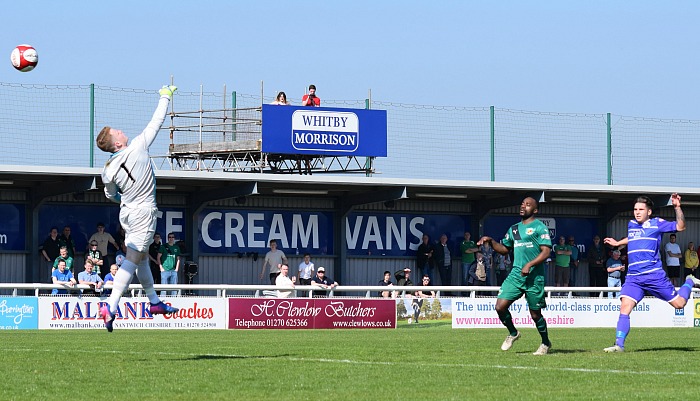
[161,88,374,175]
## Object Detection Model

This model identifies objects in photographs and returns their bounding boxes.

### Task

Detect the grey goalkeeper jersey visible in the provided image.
[101,95,170,209]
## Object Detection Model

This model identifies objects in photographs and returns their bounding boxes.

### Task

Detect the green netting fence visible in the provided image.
[1,81,697,187]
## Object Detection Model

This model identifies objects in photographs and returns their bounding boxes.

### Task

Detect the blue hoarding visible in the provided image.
[38,205,187,252]
[261,105,387,157]
[484,216,599,256]
[0,297,38,330]
[0,203,25,251]
[345,212,471,256]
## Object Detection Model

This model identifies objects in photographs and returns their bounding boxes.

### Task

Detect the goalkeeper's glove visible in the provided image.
[159,85,178,98]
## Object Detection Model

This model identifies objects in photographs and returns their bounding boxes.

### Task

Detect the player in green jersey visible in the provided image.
[478,197,553,355]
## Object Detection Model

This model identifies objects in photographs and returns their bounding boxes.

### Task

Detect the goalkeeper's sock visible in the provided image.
[534,315,551,347]
[136,258,161,305]
[677,278,694,300]
[497,309,518,336]
[107,259,137,314]
[614,313,630,348]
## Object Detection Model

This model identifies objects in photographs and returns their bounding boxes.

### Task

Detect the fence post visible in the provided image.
[607,112,612,185]
[89,83,95,168]
[490,106,495,181]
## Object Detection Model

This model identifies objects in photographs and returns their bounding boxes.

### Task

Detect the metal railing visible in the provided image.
[1,283,696,298]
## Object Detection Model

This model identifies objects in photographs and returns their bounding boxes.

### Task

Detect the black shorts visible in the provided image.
[667,265,681,278]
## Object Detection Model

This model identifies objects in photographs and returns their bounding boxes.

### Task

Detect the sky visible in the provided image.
[2,1,700,119]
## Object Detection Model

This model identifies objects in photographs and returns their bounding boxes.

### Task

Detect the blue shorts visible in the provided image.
[620,270,679,303]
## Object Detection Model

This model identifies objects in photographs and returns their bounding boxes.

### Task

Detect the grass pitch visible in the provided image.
[1,322,698,400]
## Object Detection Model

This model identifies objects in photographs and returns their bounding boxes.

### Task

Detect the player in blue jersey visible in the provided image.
[603,194,700,352]
[96,85,180,332]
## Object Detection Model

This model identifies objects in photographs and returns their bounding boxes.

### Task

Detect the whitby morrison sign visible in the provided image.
[261,105,388,157]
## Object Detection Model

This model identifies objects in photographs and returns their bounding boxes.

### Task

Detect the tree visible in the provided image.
[430,298,443,319]
[396,300,407,319]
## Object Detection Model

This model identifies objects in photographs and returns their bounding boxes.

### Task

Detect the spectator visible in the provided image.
[52,246,74,273]
[568,236,580,287]
[275,264,296,298]
[103,264,119,296]
[58,225,77,259]
[297,253,315,286]
[301,84,320,107]
[665,233,682,286]
[459,232,478,286]
[394,267,414,298]
[468,251,489,295]
[40,227,61,274]
[494,248,512,287]
[378,270,395,298]
[89,222,118,268]
[587,235,607,296]
[479,240,495,286]
[684,242,699,279]
[271,91,290,105]
[416,275,435,298]
[259,239,287,285]
[553,236,573,291]
[158,232,181,297]
[606,250,625,298]
[311,266,337,296]
[51,259,76,295]
[78,259,104,295]
[416,234,434,281]
[433,234,453,291]
[148,233,163,285]
[86,240,104,277]
[115,241,127,267]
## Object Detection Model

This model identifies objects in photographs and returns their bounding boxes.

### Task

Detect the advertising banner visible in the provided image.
[38,297,227,330]
[228,298,396,329]
[0,203,25,251]
[451,297,694,328]
[261,105,387,157]
[0,297,38,330]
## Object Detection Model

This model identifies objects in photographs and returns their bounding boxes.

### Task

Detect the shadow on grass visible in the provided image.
[634,346,699,353]
[180,354,293,361]
[514,349,588,355]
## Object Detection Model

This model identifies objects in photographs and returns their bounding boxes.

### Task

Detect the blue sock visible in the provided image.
[678,278,694,300]
[615,313,630,348]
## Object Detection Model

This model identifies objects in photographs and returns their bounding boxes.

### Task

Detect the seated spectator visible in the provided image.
[103,264,119,296]
[115,241,127,267]
[275,264,296,298]
[606,249,625,298]
[86,240,104,277]
[78,259,104,295]
[301,84,320,107]
[378,270,395,298]
[51,259,76,295]
[52,246,74,274]
[271,91,290,105]
[394,267,413,287]
[311,267,337,296]
[417,275,435,298]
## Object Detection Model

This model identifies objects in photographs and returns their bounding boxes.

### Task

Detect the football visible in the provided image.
[10,44,38,72]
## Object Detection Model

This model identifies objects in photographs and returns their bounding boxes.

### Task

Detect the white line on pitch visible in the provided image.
[2,348,696,376]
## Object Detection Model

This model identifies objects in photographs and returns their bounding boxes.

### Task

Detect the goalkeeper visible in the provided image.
[95,85,180,332]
